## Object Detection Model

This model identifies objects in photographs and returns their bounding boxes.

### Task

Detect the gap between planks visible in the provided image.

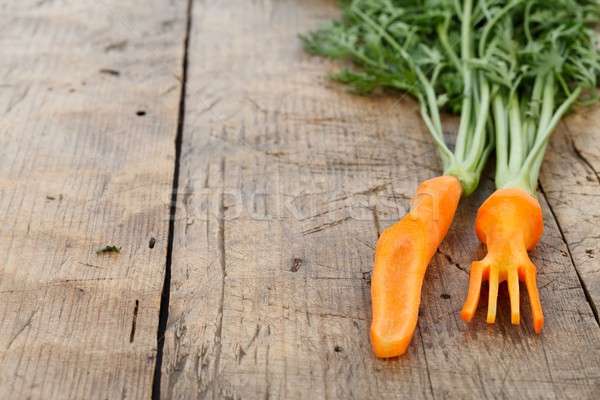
[152,0,194,398]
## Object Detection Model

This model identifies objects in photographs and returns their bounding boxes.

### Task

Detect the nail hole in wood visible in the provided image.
[291,258,302,272]
[136,110,146,116]
[149,237,156,249]
[362,272,371,286]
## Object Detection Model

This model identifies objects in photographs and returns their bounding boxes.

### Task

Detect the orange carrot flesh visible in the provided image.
[371,176,462,357]
[460,188,544,333]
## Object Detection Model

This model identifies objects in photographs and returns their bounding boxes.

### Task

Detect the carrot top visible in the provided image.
[478,0,600,195]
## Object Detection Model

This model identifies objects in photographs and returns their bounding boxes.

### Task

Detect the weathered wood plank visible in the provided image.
[0,0,187,398]
[163,0,600,398]
[539,112,600,320]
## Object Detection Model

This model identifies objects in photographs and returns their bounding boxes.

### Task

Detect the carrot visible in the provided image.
[456,0,600,335]
[371,176,462,357]
[460,189,544,333]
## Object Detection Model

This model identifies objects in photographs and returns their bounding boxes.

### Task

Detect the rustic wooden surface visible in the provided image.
[160,0,600,399]
[0,0,187,398]
[1,0,600,399]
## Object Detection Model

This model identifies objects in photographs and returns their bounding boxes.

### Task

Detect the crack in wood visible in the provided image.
[212,157,227,395]
[152,0,194,398]
[371,205,381,238]
[5,85,29,113]
[130,300,139,343]
[301,216,352,236]
[417,321,436,400]
[437,248,468,275]
[6,308,38,351]
[564,121,600,184]
[76,262,103,269]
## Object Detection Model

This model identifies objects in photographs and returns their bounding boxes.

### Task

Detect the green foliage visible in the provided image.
[474,0,600,193]
[300,0,463,109]
[96,245,122,254]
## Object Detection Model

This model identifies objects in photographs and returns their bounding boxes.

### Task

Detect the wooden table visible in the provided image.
[1,1,599,398]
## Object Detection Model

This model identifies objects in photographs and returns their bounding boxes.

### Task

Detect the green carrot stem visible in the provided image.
[507,92,524,175]
[466,75,491,170]
[520,87,582,181]
[493,91,509,187]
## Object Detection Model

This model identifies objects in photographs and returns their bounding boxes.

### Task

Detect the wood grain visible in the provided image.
[0,0,186,398]
[539,112,600,321]
[161,0,600,398]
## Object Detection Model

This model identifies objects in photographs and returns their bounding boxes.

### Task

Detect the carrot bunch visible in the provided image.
[302,0,600,357]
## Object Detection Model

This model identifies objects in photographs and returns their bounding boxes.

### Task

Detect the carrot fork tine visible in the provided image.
[487,265,499,324]
[507,268,520,325]
[524,264,544,333]
[461,261,484,322]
